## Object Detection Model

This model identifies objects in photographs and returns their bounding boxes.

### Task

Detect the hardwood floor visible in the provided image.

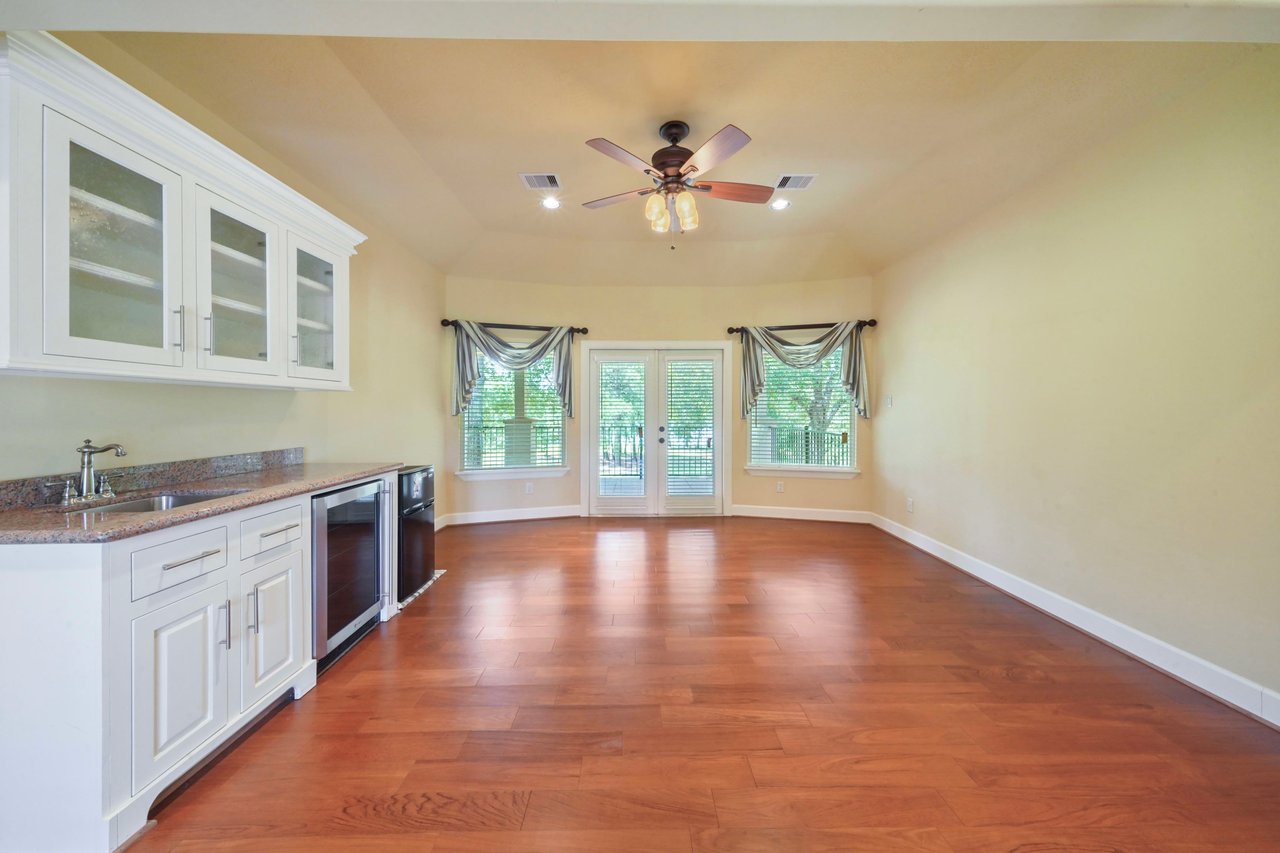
[129,517,1280,852]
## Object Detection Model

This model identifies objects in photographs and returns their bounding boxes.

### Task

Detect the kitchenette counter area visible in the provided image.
[0,460,401,543]
[0,447,405,853]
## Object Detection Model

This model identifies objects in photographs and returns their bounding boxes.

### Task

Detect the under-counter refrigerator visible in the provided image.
[398,465,435,604]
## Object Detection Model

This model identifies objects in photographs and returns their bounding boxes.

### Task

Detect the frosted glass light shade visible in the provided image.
[644,192,664,221]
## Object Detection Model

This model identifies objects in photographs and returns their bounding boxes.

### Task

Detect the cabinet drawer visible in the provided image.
[131,527,228,601]
[240,504,303,559]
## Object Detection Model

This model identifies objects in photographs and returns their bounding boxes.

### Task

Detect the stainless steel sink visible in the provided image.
[71,491,247,515]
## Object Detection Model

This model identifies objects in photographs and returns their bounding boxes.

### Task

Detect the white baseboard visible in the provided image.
[868,513,1280,728]
[436,504,580,529]
[731,504,874,524]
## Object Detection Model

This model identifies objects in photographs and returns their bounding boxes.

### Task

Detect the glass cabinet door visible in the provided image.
[287,234,347,382]
[195,188,282,375]
[42,109,184,366]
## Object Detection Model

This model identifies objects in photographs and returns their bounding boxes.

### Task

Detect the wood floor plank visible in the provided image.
[123,518,1280,853]
[579,754,756,789]
[430,829,693,852]
[691,827,953,852]
[522,787,719,830]
[712,786,962,828]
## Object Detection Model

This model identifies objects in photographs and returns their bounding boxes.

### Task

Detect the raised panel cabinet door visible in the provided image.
[241,550,306,710]
[195,186,284,376]
[42,108,185,367]
[131,583,230,794]
[286,233,348,383]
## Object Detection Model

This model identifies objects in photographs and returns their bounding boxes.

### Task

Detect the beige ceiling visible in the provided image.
[82,33,1254,286]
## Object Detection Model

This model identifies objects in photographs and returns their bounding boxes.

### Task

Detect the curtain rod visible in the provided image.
[441,319,589,335]
[725,319,877,335]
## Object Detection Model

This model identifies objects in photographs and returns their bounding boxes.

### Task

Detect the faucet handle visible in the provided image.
[44,479,75,507]
[96,473,116,499]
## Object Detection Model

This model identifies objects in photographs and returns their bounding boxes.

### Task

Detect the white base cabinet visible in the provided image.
[131,582,231,794]
[0,497,325,853]
[241,550,307,710]
[0,31,364,390]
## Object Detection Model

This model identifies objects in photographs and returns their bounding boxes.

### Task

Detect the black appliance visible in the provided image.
[313,479,387,670]
[398,465,436,604]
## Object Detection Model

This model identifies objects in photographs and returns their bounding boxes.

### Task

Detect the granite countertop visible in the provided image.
[0,462,401,544]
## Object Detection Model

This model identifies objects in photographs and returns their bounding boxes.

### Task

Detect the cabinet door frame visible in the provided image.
[286,232,349,384]
[130,582,230,794]
[240,549,306,710]
[194,186,284,376]
[42,107,186,367]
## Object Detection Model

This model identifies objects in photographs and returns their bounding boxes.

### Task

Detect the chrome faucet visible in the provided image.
[77,439,127,499]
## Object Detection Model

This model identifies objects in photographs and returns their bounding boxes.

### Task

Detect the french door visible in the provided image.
[588,348,724,516]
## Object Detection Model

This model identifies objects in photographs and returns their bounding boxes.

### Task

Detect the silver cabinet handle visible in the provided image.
[161,548,221,571]
[219,600,232,650]
[259,522,300,539]
[247,590,259,634]
[172,305,185,351]
[203,314,214,353]
[291,334,299,365]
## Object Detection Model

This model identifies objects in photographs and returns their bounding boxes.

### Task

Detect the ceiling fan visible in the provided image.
[582,120,775,233]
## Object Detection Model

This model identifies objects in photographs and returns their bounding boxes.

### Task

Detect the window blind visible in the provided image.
[462,354,564,469]
[666,359,716,496]
[749,346,853,468]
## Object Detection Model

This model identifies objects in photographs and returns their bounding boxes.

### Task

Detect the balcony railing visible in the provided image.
[750,425,851,467]
[463,423,563,469]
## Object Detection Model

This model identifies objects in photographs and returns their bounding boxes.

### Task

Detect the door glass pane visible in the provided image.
[209,210,268,362]
[68,142,165,348]
[598,361,646,497]
[295,249,335,370]
[666,360,715,497]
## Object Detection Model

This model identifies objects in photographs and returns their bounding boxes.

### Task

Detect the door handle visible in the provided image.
[161,548,221,571]
[172,305,185,351]
[260,522,300,539]
[219,600,232,649]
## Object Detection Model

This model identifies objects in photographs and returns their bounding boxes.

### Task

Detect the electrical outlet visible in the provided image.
[906,497,914,513]
[776,480,785,493]
[524,482,534,495]
[887,394,894,408]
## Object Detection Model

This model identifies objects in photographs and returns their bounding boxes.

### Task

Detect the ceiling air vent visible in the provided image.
[519,173,561,191]
[775,174,817,191]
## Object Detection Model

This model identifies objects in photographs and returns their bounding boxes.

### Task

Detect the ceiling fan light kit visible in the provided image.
[583,119,774,234]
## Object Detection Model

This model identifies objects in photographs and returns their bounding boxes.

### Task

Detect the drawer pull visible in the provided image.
[260,522,300,539]
[160,548,222,571]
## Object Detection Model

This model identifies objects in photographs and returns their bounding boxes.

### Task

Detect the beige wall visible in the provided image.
[872,50,1280,691]
[444,276,875,517]
[0,35,448,492]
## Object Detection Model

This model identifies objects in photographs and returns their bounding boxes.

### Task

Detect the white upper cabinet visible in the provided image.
[287,234,348,383]
[0,32,366,390]
[43,109,185,367]
[195,188,283,376]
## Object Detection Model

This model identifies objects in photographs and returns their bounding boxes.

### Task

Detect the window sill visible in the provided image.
[455,466,570,482]
[744,465,861,480]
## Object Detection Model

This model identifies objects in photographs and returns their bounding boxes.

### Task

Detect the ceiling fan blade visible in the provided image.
[694,181,775,204]
[586,138,658,175]
[581,187,656,209]
[681,124,751,177]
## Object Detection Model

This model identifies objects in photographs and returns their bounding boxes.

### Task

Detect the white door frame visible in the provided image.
[579,340,733,517]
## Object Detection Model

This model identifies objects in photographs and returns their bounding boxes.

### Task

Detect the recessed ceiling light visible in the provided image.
[541,197,562,210]
[770,198,791,211]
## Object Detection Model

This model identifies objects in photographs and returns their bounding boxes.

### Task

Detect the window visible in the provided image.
[462,354,564,469]
[749,346,853,469]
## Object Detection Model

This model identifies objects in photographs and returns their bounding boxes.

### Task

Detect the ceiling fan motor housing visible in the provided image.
[653,120,695,184]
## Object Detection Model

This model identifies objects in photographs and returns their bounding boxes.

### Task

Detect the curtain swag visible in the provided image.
[450,320,577,418]
[739,322,870,420]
